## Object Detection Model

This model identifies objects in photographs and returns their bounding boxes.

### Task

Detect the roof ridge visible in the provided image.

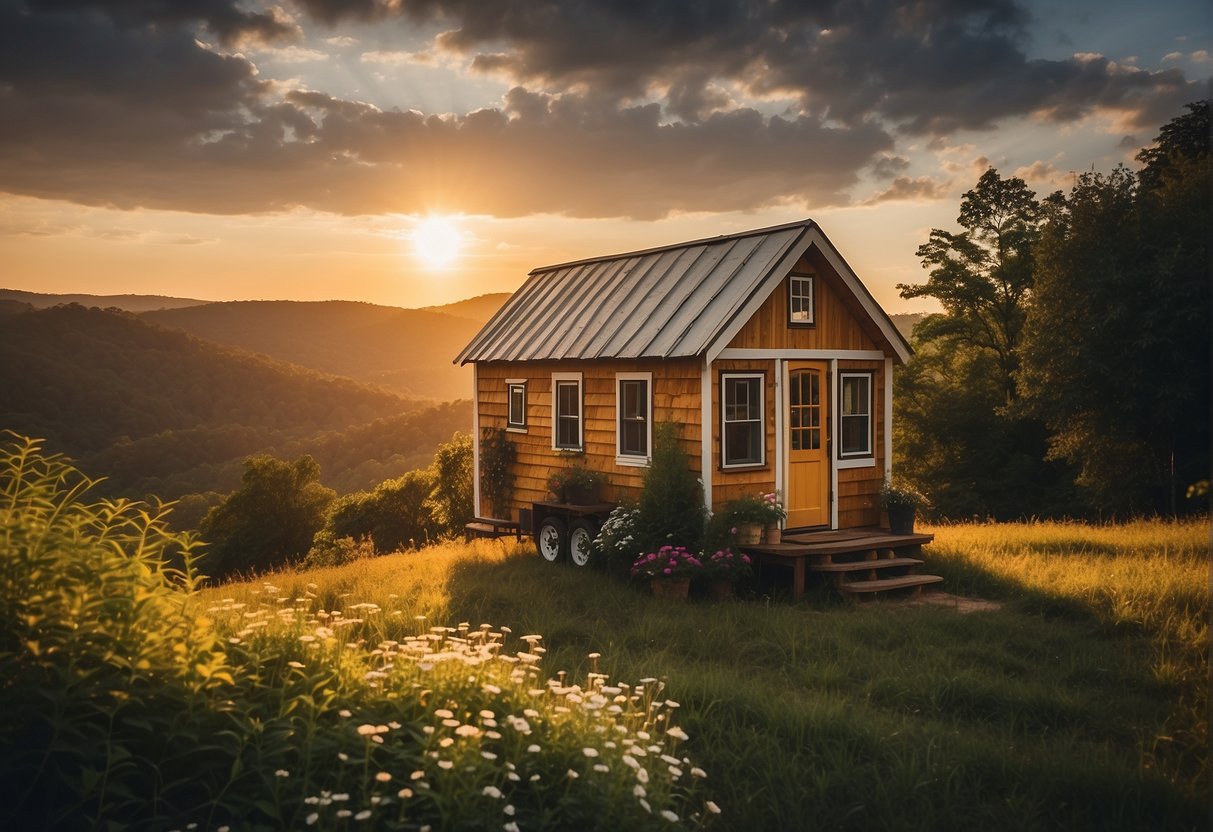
[529,218,816,275]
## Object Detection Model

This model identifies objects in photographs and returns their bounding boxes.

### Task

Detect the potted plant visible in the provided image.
[547,463,604,505]
[879,479,925,535]
[723,493,773,544]
[630,545,704,600]
[702,547,753,600]
[760,492,786,543]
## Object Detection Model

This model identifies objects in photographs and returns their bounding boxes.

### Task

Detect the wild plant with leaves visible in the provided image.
[0,432,716,831]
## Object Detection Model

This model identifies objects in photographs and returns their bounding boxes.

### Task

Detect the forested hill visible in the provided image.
[0,287,209,312]
[0,304,470,500]
[144,299,489,401]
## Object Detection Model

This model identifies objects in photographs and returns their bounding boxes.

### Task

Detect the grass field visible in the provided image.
[203,518,1209,831]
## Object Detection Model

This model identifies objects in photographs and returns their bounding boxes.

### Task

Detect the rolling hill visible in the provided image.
[0,304,471,503]
[143,300,489,401]
[0,287,210,312]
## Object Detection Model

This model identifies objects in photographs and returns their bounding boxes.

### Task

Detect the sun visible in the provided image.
[412,216,463,268]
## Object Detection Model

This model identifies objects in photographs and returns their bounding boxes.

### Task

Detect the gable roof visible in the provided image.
[455,219,911,366]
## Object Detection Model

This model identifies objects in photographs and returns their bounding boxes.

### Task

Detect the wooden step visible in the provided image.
[811,557,924,573]
[836,575,944,595]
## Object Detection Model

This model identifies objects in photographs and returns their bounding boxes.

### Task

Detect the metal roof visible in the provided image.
[455,219,911,365]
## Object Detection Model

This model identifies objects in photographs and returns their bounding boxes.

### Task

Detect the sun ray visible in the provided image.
[413,216,462,268]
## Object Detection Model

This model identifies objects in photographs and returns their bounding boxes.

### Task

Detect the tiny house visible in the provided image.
[455,219,911,534]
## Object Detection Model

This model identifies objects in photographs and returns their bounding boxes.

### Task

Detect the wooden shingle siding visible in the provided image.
[477,359,701,520]
[727,252,882,352]
[836,358,885,527]
[710,358,778,508]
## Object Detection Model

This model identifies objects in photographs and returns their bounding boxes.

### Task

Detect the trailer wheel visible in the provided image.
[568,518,598,568]
[536,516,566,563]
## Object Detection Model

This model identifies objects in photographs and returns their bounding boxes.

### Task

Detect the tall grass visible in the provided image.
[0,437,712,831]
[205,520,1208,831]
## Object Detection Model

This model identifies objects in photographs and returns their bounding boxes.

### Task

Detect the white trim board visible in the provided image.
[472,362,481,517]
[700,359,713,512]
[716,348,888,361]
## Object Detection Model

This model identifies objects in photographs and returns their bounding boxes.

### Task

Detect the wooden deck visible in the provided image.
[740,527,942,600]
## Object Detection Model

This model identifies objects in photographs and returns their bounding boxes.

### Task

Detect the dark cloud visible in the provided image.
[30,0,298,46]
[863,175,952,205]
[0,0,1204,220]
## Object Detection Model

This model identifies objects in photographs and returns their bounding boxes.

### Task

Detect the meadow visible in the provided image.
[2,436,1207,830]
[201,519,1209,831]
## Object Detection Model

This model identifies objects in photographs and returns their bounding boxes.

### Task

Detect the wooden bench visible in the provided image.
[464,517,523,542]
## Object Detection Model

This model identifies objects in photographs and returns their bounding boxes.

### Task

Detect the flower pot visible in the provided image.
[887,506,915,535]
[649,577,691,600]
[736,523,763,545]
[708,580,734,601]
[764,524,782,544]
[563,484,598,505]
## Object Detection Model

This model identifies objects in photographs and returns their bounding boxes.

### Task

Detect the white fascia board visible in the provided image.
[716,348,888,361]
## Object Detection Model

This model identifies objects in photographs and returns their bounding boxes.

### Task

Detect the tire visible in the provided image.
[536,516,566,563]
[568,518,599,568]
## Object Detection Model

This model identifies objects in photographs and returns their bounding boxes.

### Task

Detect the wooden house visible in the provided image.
[454,219,911,533]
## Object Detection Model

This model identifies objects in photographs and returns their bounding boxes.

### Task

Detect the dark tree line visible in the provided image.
[896,102,1209,519]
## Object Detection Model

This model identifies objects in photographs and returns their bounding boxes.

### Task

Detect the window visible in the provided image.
[552,373,583,450]
[839,372,873,458]
[788,273,815,326]
[722,373,764,467]
[616,373,652,463]
[506,381,527,430]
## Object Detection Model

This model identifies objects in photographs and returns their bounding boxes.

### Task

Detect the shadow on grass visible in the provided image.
[435,544,1204,832]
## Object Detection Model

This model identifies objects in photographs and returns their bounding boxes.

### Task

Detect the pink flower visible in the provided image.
[729,527,738,535]
[663,567,672,574]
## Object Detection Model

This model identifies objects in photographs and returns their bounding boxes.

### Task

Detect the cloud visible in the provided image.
[0,0,1205,222]
[863,176,951,205]
[361,49,438,67]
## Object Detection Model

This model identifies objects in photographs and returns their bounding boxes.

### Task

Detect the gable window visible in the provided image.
[722,373,765,467]
[839,372,873,458]
[788,273,815,326]
[616,373,652,463]
[506,380,527,431]
[552,373,583,451]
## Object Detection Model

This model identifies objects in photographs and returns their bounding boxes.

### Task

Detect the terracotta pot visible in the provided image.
[736,523,763,545]
[650,577,691,600]
[765,524,782,544]
[708,580,735,601]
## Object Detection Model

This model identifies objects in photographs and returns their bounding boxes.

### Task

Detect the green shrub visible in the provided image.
[636,422,706,553]
[201,453,335,576]
[327,469,438,552]
[0,434,716,830]
[429,431,474,534]
[303,530,377,568]
[0,432,232,829]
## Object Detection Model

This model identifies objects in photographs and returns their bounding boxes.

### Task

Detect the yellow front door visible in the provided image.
[786,362,830,528]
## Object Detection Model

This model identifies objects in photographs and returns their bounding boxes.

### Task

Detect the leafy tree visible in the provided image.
[900,168,1040,402]
[200,454,335,577]
[429,432,474,535]
[893,169,1071,518]
[326,470,439,553]
[1019,103,1210,514]
[636,422,706,553]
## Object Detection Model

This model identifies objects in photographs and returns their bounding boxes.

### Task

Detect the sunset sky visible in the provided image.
[1,0,1208,312]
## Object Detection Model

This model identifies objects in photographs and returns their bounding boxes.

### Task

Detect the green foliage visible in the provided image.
[303,531,378,568]
[878,478,926,510]
[589,504,642,575]
[892,334,1078,519]
[1136,100,1209,190]
[1019,103,1210,515]
[479,427,517,518]
[0,437,712,830]
[428,432,475,535]
[901,168,1040,402]
[547,460,605,501]
[722,491,784,526]
[0,432,232,829]
[201,454,336,576]
[327,469,439,553]
[637,422,706,553]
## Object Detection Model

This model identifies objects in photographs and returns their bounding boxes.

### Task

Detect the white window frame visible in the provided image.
[506,379,527,432]
[788,273,815,326]
[551,372,583,451]
[721,372,765,469]
[837,371,875,467]
[615,372,652,465]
